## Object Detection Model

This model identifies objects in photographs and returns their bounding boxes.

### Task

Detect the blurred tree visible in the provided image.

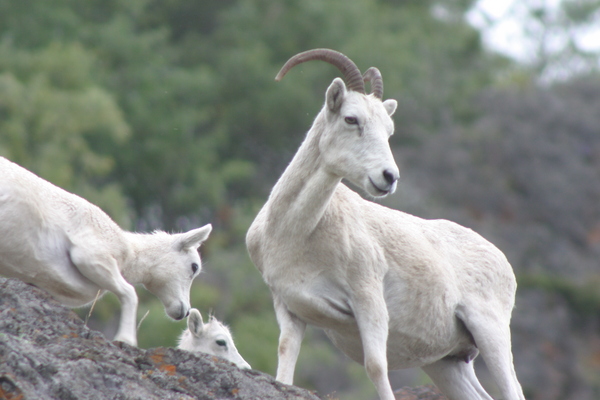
[0,0,508,228]
[0,41,131,226]
[192,0,510,194]
[0,0,256,230]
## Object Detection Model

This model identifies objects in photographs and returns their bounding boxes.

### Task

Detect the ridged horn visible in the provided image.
[363,67,384,99]
[275,48,366,94]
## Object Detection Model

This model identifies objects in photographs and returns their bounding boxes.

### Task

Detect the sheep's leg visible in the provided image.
[69,245,139,347]
[463,360,494,399]
[422,357,493,400]
[273,295,306,384]
[354,289,395,400]
[456,305,525,400]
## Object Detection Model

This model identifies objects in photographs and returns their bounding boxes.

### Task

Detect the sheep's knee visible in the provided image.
[278,337,292,357]
[364,356,396,400]
[364,357,387,382]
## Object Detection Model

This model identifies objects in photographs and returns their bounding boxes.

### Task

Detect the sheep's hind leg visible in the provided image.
[69,244,139,347]
[456,305,525,400]
[422,356,493,400]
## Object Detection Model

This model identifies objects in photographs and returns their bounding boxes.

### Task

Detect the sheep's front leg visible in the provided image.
[69,245,139,346]
[273,295,306,384]
[354,287,395,400]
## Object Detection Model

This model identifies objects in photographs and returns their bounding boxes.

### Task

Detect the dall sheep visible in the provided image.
[178,308,251,369]
[246,49,525,400]
[0,156,212,347]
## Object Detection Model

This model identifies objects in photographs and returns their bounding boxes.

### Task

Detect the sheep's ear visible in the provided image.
[383,99,397,116]
[326,78,346,113]
[188,308,204,337]
[174,224,212,251]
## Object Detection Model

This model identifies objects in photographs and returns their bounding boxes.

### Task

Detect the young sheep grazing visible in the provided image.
[178,308,251,369]
[246,49,525,400]
[0,157,212,347]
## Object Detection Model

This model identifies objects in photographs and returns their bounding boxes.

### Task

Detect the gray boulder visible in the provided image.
[0,277,449,400]
[0,277,322,400]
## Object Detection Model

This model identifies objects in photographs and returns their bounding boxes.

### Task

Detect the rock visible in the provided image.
[0,277,322,400]
[394,384,447,399]
[0,277,451,400]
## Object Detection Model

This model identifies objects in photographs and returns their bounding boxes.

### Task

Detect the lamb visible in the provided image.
[246,49,525,400]
[177,308,251,369]
[0,156,212,347]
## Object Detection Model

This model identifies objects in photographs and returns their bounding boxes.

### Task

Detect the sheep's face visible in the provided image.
[144,224,212,321]
[320,78,399,197]
[178,309,251,369]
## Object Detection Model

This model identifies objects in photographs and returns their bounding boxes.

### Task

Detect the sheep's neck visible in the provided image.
[266,123,340,239]
[119,233,153,286]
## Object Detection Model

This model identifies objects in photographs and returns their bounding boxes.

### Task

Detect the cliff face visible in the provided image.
[0,277,322,400]
[0,277,448,400]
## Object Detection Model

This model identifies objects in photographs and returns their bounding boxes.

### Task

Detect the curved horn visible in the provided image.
[363,67,383,99]
[275,48,365,94]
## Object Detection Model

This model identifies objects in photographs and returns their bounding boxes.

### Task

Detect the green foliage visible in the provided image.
[0,41,132,226]
[204,0,505,165]
[0,0,506,229]
[518,274,600,317]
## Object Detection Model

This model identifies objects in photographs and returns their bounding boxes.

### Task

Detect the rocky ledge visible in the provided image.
[0,277,445,400]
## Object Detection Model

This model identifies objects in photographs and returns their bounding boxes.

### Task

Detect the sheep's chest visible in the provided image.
[260,216,379,330]
[281,276,357,330]
[263,246,357,330]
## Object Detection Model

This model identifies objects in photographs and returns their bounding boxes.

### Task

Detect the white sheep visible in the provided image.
[177,308,251,369]
[246,49,525,400]
[0,156,212,347]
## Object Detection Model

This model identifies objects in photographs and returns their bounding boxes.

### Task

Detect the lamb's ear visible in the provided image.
[383,99,397,116]
[326,78,347,113]
[174,224,212,251]
[188,308,204,337]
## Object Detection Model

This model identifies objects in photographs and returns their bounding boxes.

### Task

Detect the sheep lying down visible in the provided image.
[178,308,251,369]
[0,156,211,347]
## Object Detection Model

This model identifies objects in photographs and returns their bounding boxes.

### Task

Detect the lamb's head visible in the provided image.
[276,48,399,197]
[142,224,212,321]
[178,308,251,369]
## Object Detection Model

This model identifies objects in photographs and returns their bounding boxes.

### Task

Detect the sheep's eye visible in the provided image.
[216,339,227,347]
[344,116,358,125]
[191,263,199,274]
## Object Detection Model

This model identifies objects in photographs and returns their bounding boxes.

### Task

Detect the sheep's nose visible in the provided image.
[383,169,399,185]
[173,302,190,320]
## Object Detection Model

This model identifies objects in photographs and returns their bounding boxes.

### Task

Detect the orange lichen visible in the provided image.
[159,364,177,376]
[149,352,165,365]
